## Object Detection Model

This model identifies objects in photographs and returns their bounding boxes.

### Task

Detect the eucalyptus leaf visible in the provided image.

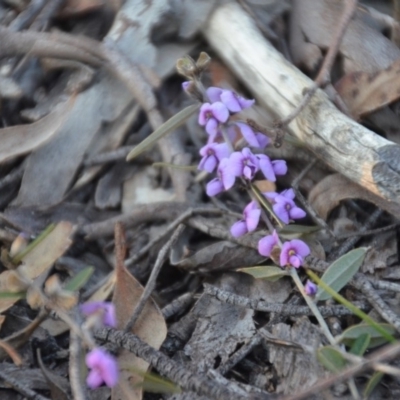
[315,248,367,301]
[237,266,288,281]
[64,266,94,292]
[126,104,200,161]
[364,371,384,398]
[349,333,370,356]
[317,346,347,373]
[337,323,396,349]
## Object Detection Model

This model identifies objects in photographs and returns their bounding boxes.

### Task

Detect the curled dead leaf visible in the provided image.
[335,59,400,119]
[309,174,400,220]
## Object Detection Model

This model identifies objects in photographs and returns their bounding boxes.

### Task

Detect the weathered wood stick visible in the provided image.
[203,3,400,216]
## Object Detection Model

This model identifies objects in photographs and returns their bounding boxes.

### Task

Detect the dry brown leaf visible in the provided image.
[0,222,74,313]
[335,60,400,119]
[0,98,72,164]
[112,225,167,400]
[308,174,400,221]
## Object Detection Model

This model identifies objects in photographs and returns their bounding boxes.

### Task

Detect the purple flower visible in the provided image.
[80,301,116,328]
[256,155,287,181]
[182,81,191,91]
[198,143,230,173]
[86,348,119,388]
[206,158,236,196]
[198,102,229,136]
[258,230,280,257]
[280,239,310,268]
[270,190,306,224]
[229,148,259,180]
[236,122,269,148]
[230,201,261,237]
[206,87,255,112]
[304,280,318,296]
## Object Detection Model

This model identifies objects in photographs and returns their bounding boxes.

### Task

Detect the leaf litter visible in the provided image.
[0,1,399,399]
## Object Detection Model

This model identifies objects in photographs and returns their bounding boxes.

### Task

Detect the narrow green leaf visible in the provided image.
[0,291,26,299]
[12,224,56,264]
[307,270,396,344]
[278,224,320,235]
[315,248,367,301]
[363,371,384,398]
[237,266,289,281]
[317,346,347,373]
[349,333,370,356]
[127,367,181,394]
[64,267,94,292]
[152,162,197,171]
[338,323,396,349]
[126,104,200,161]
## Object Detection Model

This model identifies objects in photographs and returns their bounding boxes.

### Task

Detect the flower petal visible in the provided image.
[291,239,310,257]
[246,209,261,232]
[236,122,259,147]
[198,103,212,126]
[230,220,248,237]
[228,152,244,177]
[304,280,318,296]
[207,87,223,103]
[273,202,289,224]
[221,90,242,112]
[289,206,306,220]
[238,97,255,109]
[279,242,291,266]
[198,155,217,173]
[255,133,269,149]
[289,255,302,268]
[87,369,104,389]
[258,234,278,257]
[206,178,224,197]
[258,155,276,181]
[210,101,229,123]
[205,118,218,136]
[214,143,231,161]
[272,160,287,176]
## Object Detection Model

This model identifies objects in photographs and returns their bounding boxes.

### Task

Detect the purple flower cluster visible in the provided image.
[194,85,310,269]
[80,301,119,389]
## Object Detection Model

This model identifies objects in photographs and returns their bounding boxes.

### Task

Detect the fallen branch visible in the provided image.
[203,3,400,216]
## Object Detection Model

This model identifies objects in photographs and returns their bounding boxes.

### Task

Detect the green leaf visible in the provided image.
[338,323,397,349]
[0,291,26,299]
[126,104,200,161]
[11,224,56,264]
[64,267,94,292]
[363,371,384,398]
[278,224,320,235]
[317,346,347,373]
[315,248,367,301]
[349,333,370,356]
[307,270,397,344]
[237,266,288,281]
[128,368,181,394]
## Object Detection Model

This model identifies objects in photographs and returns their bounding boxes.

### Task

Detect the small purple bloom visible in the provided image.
[86,348,119,388]
[80,301,116,328]
[258,230,280,257]
[304,280,318,296]
[229,148,259,180]
[198,142,230,173]
[280,239,310,268]
[230,201,261,237]
[206,158,236,196]
[206,87,255,112]
[198,102,229,136]
[273,196,306,225]
[236,122,269,148]
[256,155,287,181]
